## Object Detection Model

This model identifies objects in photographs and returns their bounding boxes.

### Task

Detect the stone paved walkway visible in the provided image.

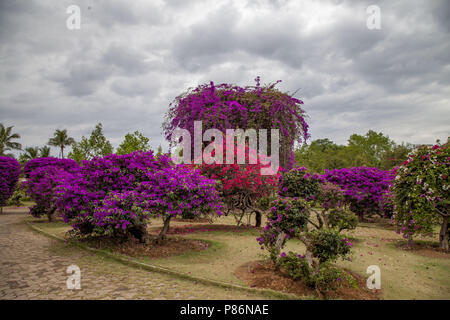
[0,210,267,300]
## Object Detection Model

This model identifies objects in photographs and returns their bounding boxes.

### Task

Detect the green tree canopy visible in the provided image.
[295,138,349,173]
[69,123,113,162]
[346,130,393,167]
[295,130,409,173]
[116,131,150,155]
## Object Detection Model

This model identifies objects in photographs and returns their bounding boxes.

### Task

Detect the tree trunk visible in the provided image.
[271,231,286,263]
[47,208,56,222]
[255,211,261,227]
[298,234,316,270]
[304,248,314,270]
[157,216,171,243]
[439,216,449,251]
[129,223,148,243]
[275,232,285,251]
[61,146,64,159]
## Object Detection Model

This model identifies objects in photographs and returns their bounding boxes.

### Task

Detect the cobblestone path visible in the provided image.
[0,211,267,300]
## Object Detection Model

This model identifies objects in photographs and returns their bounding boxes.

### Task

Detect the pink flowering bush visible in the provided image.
[322,166,395,220]
[163,77,309,169]
[392,144,449,250]
[0,156,21,213]
[190,141,279,226]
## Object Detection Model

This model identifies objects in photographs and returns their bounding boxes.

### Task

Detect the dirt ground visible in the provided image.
[234,260,382,300]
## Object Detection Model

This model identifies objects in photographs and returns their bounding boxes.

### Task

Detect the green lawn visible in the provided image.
[27,214,450,300]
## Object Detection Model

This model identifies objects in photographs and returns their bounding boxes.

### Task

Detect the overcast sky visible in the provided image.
[1,0,449,157]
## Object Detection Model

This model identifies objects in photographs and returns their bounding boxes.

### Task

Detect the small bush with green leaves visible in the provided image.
[308,229,353,263]
[278,251,356,291]
[256,195,278,211]
[306,262,355,291]
[278,251,310,281]
[278,167,321,200]
[328,209,358,232]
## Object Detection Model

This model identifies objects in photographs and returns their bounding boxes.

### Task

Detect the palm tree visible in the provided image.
[19,146,52,164]
[39,146,51,157]
[19,147,39,163]
[48,129,75,158]
[0,123,22,156]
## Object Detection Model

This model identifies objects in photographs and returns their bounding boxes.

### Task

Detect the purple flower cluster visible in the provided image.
[24,157,79,178]
[138,165,222,218]
[321,166,395,218]
[55,151,172,222]
[23,166,75,220]
[163,77,309,169]
[0,156,21,209]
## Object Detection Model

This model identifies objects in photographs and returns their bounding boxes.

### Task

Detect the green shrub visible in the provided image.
[278,251,310,280]
[328,209,358,232]
[6,186,27,206]
[308,229,352,263]
[278,252,356,291]
[306,263,353,291]
[279,167,321,199]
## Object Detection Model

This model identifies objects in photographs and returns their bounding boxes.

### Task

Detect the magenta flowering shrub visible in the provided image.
[163,77,309,169]
[23,166,75,221]
[139,165,222,241]
[322,166,395,220]
[90,191,152,239]
[55,151,221,242]
[55,151,172,237]
[0,156,21,212]
[24,157,79,178]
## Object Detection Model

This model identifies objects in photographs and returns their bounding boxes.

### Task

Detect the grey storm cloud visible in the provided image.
[0,0,449,158]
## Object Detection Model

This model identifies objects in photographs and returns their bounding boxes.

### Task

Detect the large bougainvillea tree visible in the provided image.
[321,166,395,221]
[392,144,449,250]
[163,77,309,170]
[0,156,21,213]
[55,151,221,242]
